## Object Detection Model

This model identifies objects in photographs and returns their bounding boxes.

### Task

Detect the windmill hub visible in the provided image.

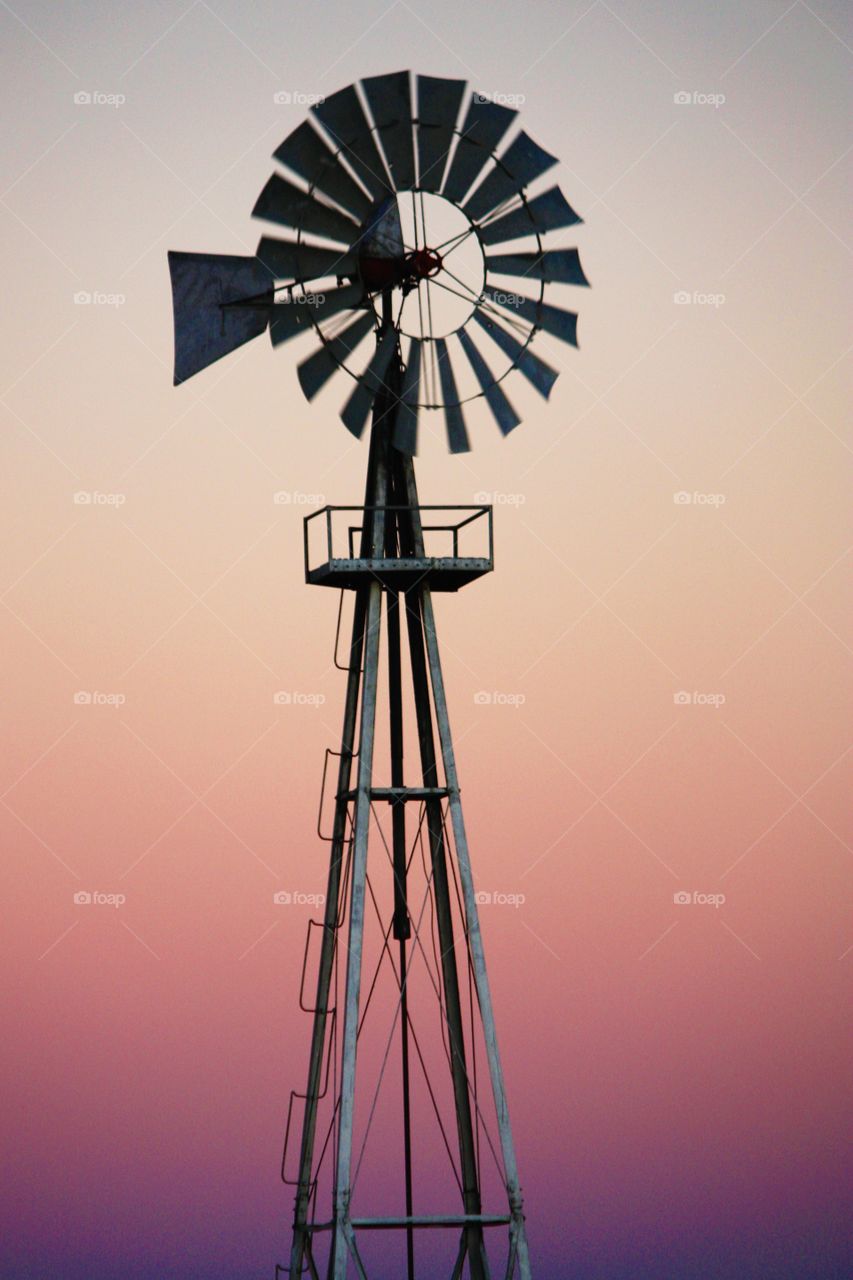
[408,246,442,278]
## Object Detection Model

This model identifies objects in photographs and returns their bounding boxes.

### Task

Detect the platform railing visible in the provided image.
[303,504,493,587]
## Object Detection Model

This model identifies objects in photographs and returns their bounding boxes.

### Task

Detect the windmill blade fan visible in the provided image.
[270,282,366,347]
[341,327,399,438]
[362,70,416,192]
[256,236,358,283]
[297,312,375,401]
[430,338,470,454]
[253,173,361,245]
[441,95,517,205]
[457,327,520,436]
[393,337,422,453]
[477,186,582,245]
[170,69,589,453]
[416,75,466,192]
[463,131,558,223]
[167,251,272,385]
[273,120,373,222]
[483,286,579,346]
[472,308,558,399]
[312,85,393,202]
[485,248,589,286]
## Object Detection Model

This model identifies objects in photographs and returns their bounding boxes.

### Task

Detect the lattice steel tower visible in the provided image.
[168,70,588,1280]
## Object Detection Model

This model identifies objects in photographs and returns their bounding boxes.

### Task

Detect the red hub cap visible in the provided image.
[409,247,442,279]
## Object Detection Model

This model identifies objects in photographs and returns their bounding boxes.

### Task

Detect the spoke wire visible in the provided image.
[439,804,505,1182]
[351,806,466,1195]
[309,804,463,1199]
[427,275,526,339]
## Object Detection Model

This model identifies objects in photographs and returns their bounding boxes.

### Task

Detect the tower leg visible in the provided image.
[387,586,416,1280]
[401,455,533,1280]
[391,457,489,1280]
[289,411,391,1279]
[288,585,366,1280]
[329,429,390,1279]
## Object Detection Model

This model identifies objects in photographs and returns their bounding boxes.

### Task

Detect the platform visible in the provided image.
[304,505,493,591]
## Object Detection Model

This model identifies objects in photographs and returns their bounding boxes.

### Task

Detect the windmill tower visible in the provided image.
[168,70,588,1280]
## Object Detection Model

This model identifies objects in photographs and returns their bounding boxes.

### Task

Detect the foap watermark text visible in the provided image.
[74,890,126,907]
[475,890,526,908]
[74,691,126,707]
[674,890,726,908]
[673,90,725,108]
[474,690,526,707]
[674,290,726,307]
[674,690,726,708]
[673,490,726,506]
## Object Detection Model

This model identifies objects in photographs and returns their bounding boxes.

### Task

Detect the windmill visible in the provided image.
[168,69,588,1280]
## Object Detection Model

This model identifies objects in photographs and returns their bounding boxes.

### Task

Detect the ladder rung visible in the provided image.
[308,1213,512,1230]
[339,786,449,803]
[353,1214,512,1229]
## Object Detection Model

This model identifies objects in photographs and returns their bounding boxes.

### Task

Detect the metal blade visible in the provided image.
[296,311,375,400]
[269,282,365,347]
[416,75,466,192]
[393,337,422,453]
[457,327,520,436]
[484,248,589,286]
[167,251,272,385]
[463,132,558,222]
[340,327,399,438]
[482,286,578,346]
[312,85,393,202]
[434,338,470,453]
[441,96,517,205]
[477,186,582,245]
[472,307,558,399]
[273,121,373,221]
[362,71,415,191]
[253,174,360,246]
[256,236,358,282]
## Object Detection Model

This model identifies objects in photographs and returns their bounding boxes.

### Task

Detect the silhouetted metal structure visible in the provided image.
[168,70,588,1279]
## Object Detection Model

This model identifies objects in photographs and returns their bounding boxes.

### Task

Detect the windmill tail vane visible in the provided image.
[168,69,589,1279]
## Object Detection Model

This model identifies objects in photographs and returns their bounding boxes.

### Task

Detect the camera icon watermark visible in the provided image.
[672,490,726,507]
[73,889,127,907]
[273,90,325,106]
[273,690,326,707]
[474,690,526,708]
[73,90,126,108]
[673,890,726,908]
[74,690,126,707]
[673,290,726,307]
[73,490,126,506]
[73,290,125,307]
[473,91,526,107]
[673,690,726,708]
[273,890,326,906]
[280,292,326,306]
[273,490,325,506]
[673,90,725,108]
[474,889,526,908]
[486,291,524,307]
[474,489,525,507]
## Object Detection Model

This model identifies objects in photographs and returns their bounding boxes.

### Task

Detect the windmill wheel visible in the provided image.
[170,71,590,454]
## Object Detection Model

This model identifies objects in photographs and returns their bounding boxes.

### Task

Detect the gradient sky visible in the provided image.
[1,2,851,1278]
